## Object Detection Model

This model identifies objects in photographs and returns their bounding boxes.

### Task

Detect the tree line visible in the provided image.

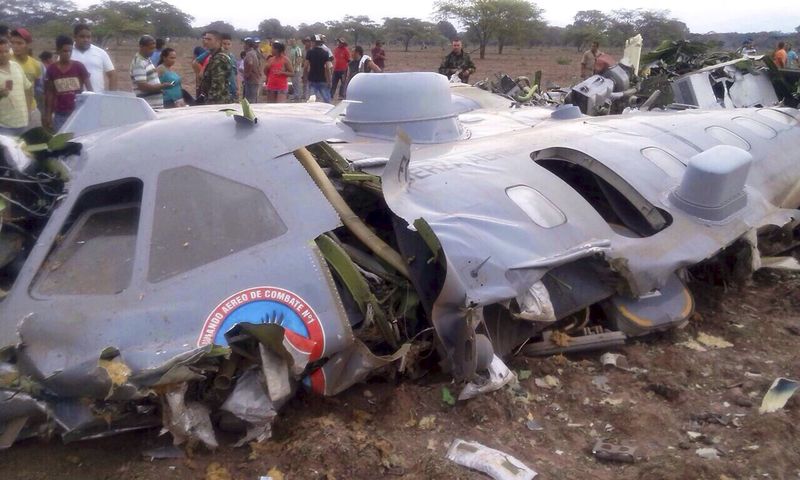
[2,0,798,56]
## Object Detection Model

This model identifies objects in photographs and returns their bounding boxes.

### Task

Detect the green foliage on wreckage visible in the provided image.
[1,72,800,449]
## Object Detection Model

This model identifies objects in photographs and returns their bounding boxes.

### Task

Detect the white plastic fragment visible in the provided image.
[446,439,537,480]
[459,355,516,401]
[759,377,800,414]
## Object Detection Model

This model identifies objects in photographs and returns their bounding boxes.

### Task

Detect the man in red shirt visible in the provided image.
[371,41,386,70]
[331,38,350,100]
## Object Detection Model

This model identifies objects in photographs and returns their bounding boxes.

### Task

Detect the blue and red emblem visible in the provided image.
[198,286,325,362]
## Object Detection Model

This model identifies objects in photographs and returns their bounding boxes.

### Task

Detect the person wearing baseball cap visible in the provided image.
[8,28,42,126]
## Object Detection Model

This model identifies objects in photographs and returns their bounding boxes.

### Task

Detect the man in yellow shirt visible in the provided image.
[259,38,273,58]
[0,37,33,136]
[9,28,42,127]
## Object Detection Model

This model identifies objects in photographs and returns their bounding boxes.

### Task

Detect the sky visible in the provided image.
[76,0,800,34]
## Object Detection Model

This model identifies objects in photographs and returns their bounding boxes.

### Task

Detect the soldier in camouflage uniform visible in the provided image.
[438,38,476,83]
[198,30,233,104]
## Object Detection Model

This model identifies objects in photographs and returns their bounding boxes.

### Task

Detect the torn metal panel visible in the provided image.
[220,367,277,446]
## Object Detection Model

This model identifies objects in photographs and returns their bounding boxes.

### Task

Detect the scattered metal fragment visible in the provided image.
[459,355,515,401]
[161,383,218,449]
[592,375,612,393]
[534,375,561,390]
[446,439,537,480]
[525,419,544,431]
[695,447,721,460]
[759,377,800,414]
[592,439,637,463]
[141,444,186,461]
[220,368,277,446]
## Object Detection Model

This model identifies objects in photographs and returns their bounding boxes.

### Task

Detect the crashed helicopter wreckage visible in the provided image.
[1,72,800,449]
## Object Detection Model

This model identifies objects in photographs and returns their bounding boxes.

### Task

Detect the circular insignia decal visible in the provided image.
[198,286,325,361]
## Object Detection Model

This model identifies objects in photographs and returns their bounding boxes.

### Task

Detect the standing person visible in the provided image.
[301,37,313,99]
[304,35,332,103]
[9,28,43,127]
[580,41,602,79]
[331,38,350,100]
[71,24,117,92]
[288,38,304,101]
[198,30,233,104]
[221,32,238,100]
[264,41,293,103]
[0,37,32,136]
[156,48,185,108]
[438,38,475,83]
[371,41,386,70]
[788,45,799,68]
[39,51,54,68]
[774,41,788,68]
[260,38,273,58]
[351,46,381,75]
[151,38,165,65]
[242,38,263,103]
[44,35,91,132]
[130,35,165,109]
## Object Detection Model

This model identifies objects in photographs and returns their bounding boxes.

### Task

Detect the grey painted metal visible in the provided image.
[0,106,352,398]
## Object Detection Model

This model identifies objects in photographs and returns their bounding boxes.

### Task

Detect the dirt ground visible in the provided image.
[2,269,799,479]
[4,41,799,479]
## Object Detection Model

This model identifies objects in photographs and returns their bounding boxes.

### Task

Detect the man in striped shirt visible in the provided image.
[130,35,167,108]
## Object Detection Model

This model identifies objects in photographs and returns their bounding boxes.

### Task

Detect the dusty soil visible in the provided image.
[2,269,799,479]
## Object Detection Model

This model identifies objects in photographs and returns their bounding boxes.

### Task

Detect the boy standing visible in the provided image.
[44,35,91,132]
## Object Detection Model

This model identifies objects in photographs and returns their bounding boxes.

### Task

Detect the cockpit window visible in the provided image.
[32,179,143,296]
[148,166,287,282]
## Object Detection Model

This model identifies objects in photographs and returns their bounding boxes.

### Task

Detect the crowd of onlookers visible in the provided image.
[0,23,395,135]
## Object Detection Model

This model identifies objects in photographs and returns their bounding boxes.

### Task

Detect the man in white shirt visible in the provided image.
[71,23,117,92]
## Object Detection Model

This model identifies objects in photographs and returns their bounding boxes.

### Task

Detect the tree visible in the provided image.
[383,17,436,52]
[437,20,458,40]
[564,10,610,50]
[81,2,152,45]
[147,0,193,38]
[259,18,287,39]
[327,15,379,46]
[194,21,235,36]
[435,0,504,59]
[296,22,328,39]
[494,0,544,54]
[0,0,77,27]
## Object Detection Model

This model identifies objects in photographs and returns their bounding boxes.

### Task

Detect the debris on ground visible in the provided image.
[695,447,722,460]
[446,439,537,480]
[759,377,800,414]
[534,375,561,390]
[592,439,638,463]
